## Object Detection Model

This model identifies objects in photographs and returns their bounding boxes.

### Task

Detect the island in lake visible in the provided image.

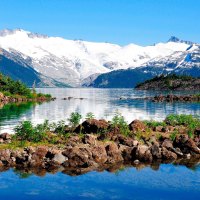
[135,74,200,91]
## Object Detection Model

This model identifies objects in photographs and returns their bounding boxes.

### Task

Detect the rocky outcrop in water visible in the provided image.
[135,74,200,91]
[0,119,200,171]
[145,94,200,103]
[0,92,56,104]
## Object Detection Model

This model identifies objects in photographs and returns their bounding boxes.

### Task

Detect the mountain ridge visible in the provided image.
[0,29,198,87]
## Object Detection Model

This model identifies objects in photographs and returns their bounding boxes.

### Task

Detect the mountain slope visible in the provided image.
[0,29,191,87]
[87,43,200,88]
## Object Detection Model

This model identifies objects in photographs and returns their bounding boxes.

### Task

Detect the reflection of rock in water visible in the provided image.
[1,158,199,178]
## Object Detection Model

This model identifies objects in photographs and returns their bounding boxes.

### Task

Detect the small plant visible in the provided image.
[54,120,66,135]
[170,130,178,141]
[68,112,82,128]
[156,133,162,141]
[165,114,200,137]
[143,120,166,128]
[85,112,95,120]
[111,113,130,136]
[14,120,48,142]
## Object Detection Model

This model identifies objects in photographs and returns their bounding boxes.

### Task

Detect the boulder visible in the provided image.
[92,145,107,164]
[162,147,177,160]
[30,146,48,167]
[129,120,146,133]
[175,134,189,144]
[185,138,200,154]
[75,119,109,134]
[119,144,134,161]
[136,145,152,162]
[150,144,162,159]
[115,134,138,147]
[153,126,163,132]
[0,149,11,164]
[62,146,93,168]
[162,139,173,149]
[105,142,123,163]
[52,152,68,165]
[0,133,11,140]
[83,134,96,145]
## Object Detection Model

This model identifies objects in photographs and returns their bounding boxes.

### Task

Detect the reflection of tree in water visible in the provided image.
[0,102,36,123]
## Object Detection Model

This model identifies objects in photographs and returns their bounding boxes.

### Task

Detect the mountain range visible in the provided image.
[0,29,199,87]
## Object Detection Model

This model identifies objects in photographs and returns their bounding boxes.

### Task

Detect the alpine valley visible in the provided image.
[0,29,199,88]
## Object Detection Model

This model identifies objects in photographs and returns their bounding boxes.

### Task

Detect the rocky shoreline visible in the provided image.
[0,118,200,173]
[145,94,200,103]
[0,92,56,104]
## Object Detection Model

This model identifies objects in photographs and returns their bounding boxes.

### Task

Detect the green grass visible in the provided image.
[111,112,130,136]
[143,120,166,128]
[165,114,200,137]
[0,113,199,148]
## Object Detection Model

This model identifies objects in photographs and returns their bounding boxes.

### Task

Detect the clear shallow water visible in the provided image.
[0,164,200,200]
[0,88,200,133]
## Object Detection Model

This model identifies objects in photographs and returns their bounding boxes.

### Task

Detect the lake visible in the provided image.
[0,88,200,200]
[0,163,200,200]
[0,88,200,133]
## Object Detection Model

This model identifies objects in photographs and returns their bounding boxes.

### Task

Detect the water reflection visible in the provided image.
[0,88,200,133]
[0,159,199,200]
[0,157,199,178]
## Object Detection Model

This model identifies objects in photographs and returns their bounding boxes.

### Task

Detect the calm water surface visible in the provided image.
[0,164,200,200]
[0,88,200,199]
[0,88,199,133]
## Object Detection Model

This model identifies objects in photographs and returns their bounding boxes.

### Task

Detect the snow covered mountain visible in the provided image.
[0,29,194,87]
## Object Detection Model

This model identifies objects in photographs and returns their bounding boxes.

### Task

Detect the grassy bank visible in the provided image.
[0,73,52,100]
[1,113,199,149]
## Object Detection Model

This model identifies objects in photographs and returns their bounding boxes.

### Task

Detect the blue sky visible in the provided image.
[0,0,199,45]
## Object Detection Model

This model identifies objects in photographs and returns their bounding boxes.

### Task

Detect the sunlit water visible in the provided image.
[0,88,200,133]
[0,164,200,200]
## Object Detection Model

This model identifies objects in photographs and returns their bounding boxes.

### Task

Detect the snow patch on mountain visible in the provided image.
[0,29,192,87]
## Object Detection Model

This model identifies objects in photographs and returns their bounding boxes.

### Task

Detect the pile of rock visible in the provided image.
[0,92,56,104]
[0,120,200,171]
[151,94,200,103]
[0,133,11,144]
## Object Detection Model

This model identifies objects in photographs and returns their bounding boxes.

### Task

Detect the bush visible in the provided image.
[170,130,178,141]
[85,112,95,120]
[0,73,52,99]
[68,112,82,128]
[111,113,130,136]
[14,120,49,142]
[143,120,166,128]
[165,114,200,137]
[54,120,66,135]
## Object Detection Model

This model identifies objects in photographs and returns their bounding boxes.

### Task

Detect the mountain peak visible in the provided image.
[0,28,48,39]
[168,36,180,43]
[168,36,194,45]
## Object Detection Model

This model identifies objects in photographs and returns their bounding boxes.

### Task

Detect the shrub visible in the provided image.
[44,94,52,99]
[165,114,200,137]
[14,120,48,142]
[170,130,178,141]
[68,112,82,128]
[111,113,130,136]
[54,120,66,135]
[85,112,95,120]
[143,120,166,128]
